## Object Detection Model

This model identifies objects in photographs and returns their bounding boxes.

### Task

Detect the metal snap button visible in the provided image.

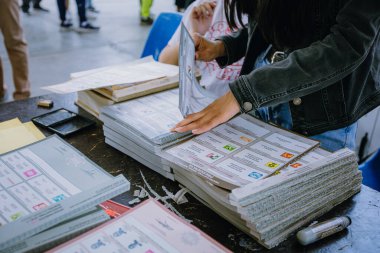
[243,102,253,112]
[293,97,302,106]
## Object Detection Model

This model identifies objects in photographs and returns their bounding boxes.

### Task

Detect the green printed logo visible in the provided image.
[11,212,23,221]
[223,144,236,152]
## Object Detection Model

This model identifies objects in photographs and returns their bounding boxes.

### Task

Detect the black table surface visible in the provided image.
[1,93,379,253]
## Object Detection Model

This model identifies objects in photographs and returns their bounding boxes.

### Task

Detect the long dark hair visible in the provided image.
[224,0,320,50]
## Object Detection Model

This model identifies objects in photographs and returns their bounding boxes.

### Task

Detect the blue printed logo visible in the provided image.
[113,227,126,237]
[248,171,263,179]
[52,194,65,202]
[91,239,106,249]
[128,240,142,249]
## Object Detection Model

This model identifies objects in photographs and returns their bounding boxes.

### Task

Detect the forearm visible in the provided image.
[215,27,248,67]
[159,44,180,65]
[230,0,380,111]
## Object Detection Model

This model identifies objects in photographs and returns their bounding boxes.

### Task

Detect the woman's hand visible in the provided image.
[172,91,240,134]
[190,1,216,35]
[192,33,225,62]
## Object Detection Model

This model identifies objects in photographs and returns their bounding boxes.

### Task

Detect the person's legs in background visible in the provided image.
[57,0,99,32]
[0,0,31,100]
[86,0,99,13]
[21,0,31,14]
[33,0,49,12]
[140,0,154,25]
[57,0,72,29]
[0,58,7,101]
[76,0,100,32]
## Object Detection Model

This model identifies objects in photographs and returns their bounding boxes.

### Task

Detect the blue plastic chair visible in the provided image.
[359,149,380,191]
[141,12,183,61]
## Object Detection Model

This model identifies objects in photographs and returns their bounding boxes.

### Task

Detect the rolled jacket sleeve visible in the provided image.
[229,0,380,112]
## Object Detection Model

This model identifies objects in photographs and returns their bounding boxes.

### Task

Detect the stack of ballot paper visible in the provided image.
[44,57,179,96]
[43,56,179,118]
[168,146,361,248]
[47,199,232,253]
[99,90,361,248]
[0,135,130,252]
[228,148,361,248]
[100,89,191,180]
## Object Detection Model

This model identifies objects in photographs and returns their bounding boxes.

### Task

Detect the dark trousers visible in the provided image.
[21,0,41,11]
[57,0,86,23]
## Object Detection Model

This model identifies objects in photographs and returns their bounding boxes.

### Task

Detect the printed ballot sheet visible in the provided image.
[163,114,319,190]
[101,89,191,145]
[49,199,231,253]
[0,135,130,250]
[179,23,217,117]
[43,61,178,94]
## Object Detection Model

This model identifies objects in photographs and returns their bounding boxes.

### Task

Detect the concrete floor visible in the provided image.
[0,0,176,103]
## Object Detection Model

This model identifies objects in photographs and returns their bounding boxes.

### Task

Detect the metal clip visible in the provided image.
[271,51,287,64]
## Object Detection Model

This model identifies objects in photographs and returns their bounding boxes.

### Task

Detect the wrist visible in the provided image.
[214,40,226,58]
[225,91,240,115]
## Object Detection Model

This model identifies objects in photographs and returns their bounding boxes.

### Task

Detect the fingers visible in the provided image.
[196,36,211,61]
[172,111,205,130]
[192,33,206,60]
[172,91,241,135]
[200,3,213,17]
[193,2,215,18]
[192,6,201,19]
[192,117,220,134]
[174,114,216,134]
[192,32,202,46]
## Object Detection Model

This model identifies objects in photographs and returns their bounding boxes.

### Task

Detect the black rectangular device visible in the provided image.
[32,108,95,136]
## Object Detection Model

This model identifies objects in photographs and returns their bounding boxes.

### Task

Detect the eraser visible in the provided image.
[37,99,54,108]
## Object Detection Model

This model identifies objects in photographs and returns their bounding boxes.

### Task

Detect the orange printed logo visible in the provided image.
[290,163,302,168]
[240,136,253,143]
[281,152,294,159]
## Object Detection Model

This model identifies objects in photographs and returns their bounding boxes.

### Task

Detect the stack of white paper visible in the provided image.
[0,135,131,252]
[99,89,192,180]
[168,147,361,249]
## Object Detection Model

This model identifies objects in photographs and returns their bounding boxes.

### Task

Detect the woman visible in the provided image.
[172,0,380,151]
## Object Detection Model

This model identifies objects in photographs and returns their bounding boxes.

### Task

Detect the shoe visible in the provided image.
[13,91,30,101]
[76,22,100,33]
[86,11,98,20]
[33,5,49,12]
[140,16,154,25]
[60,20,73,31]
[87,6,100,13]
[21,6,31,15]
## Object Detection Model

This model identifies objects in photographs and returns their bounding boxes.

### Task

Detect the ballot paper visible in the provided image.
[0,135,130,250]
[179,23,217,117]
[162,114,319,190]
[100,89,191,148]
[43,61,178,94]
[48,199,231,253]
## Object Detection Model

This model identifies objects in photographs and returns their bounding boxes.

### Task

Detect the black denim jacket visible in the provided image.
[216,0,380,136]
